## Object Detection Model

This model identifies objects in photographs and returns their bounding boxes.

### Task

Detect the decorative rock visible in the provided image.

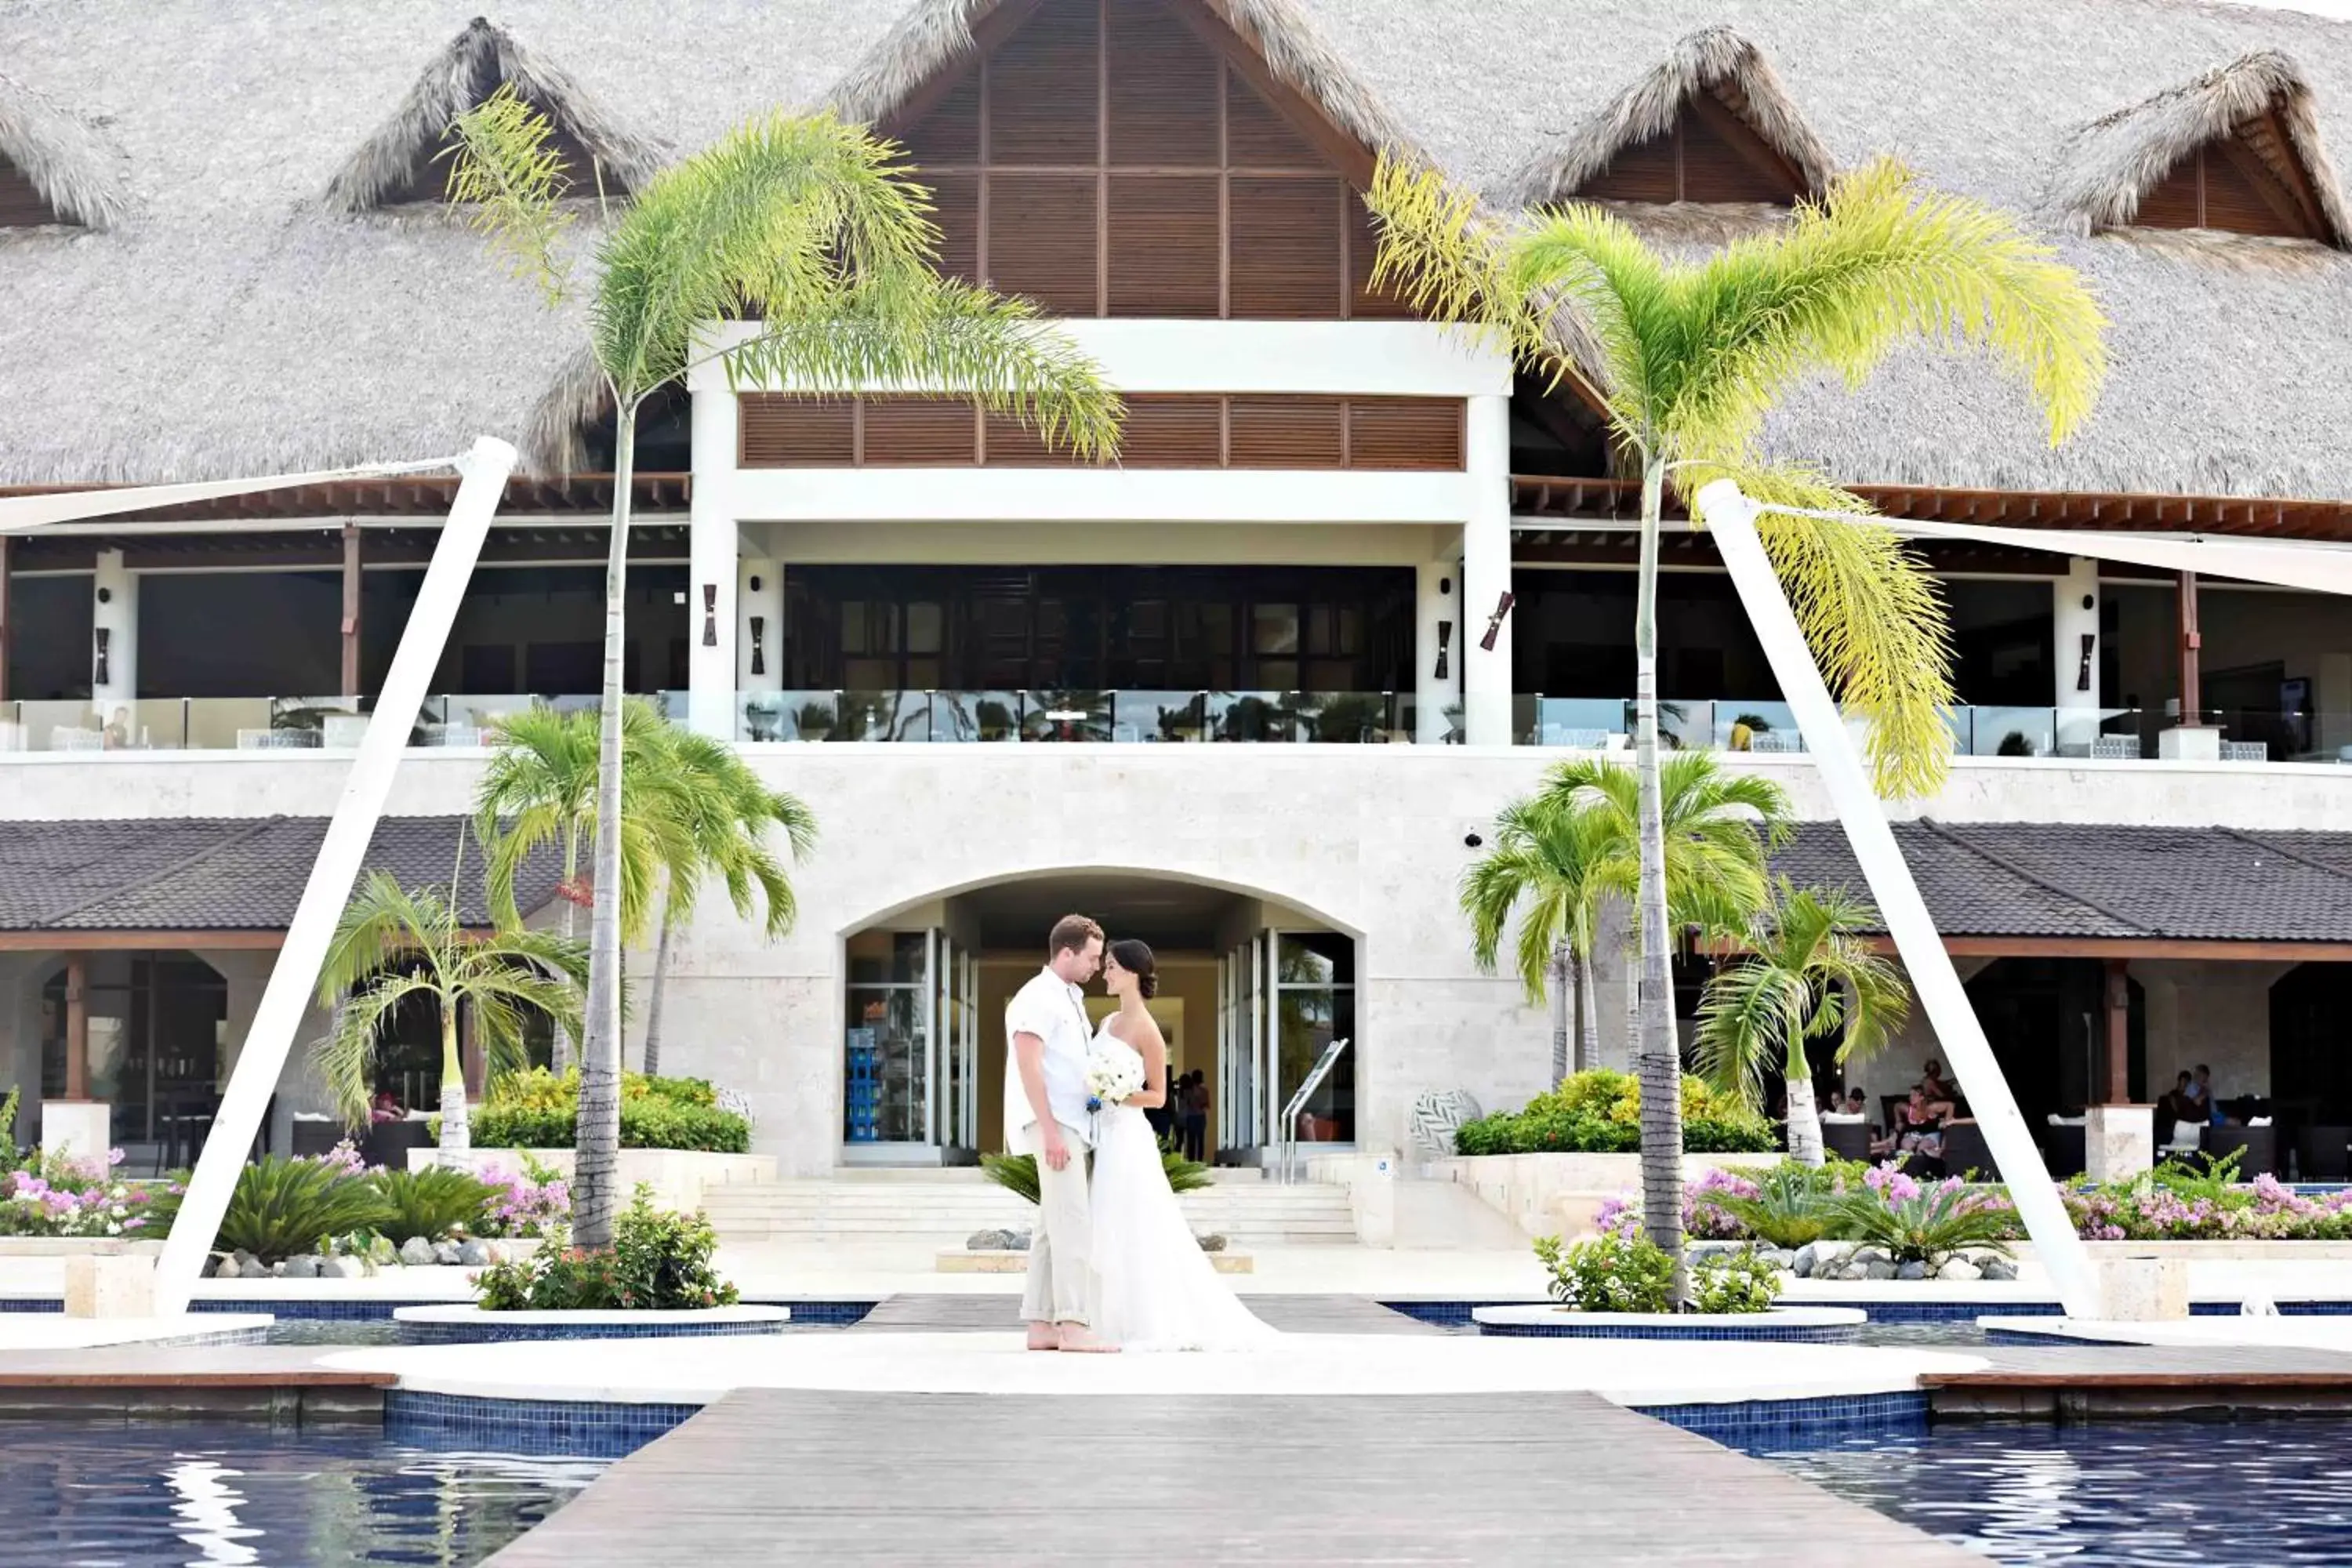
[397,1236,437,1268]
[270,1260,287,1276]
[319,1255,365,1279]
[1197,1233,1228,1252]
[456,1240,492,1267]
[1981,1259,2019,1282]
[1938,1258,1982,1282]
[1005,1231,1032,1252]
[967,1229,1013,1251]
[433,1241,464,1266]
[1792,1243,1818,1278]
[1896,1261,1927,1281]
[280,1254,320,1279]
[211,1254,238,1279]
[1760,1247,1795,1272]
[1864,1258,1898,1281]
[233,1250,264,1278]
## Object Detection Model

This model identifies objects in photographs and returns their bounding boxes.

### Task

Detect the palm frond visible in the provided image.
[445,83,579,306]
[309,971,437,1122]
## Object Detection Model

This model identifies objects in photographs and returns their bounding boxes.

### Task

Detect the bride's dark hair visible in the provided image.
[1108,938,1159,1000]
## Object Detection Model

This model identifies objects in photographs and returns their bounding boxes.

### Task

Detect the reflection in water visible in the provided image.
[1752,1420,2352,1566]
[0,1423,603,1567]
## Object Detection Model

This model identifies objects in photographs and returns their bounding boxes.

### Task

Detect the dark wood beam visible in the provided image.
[2102,957,2132,1105]
[2178,569,2203,723]
[340,524,362,698]
[64,956,87,1100]
[0,532,10,703]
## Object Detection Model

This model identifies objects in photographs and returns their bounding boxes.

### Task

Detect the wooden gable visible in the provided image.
[1573,91,1806,206]
[881,0,1409,319]
[2131,116,2331,241]
[0,156,66,227]
[376,96,609,208]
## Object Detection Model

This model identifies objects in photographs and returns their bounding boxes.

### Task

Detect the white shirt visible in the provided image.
[1003,965,1094,1153]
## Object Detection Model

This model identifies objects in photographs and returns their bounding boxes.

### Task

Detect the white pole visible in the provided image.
[1696,479,2103,1320]
[153,437,519,1315]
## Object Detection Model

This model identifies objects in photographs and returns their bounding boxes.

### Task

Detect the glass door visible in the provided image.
[844,930,931,1154]
[936,937,982,1158]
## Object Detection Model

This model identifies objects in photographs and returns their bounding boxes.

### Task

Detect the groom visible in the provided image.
[1007,913,1112,1352]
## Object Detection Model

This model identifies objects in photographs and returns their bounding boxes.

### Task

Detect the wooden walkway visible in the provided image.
[1928,1341,2352,1418]
[484,1388,1978,1567]
[0,1345,391,1424]
[852,1293,1436,1336]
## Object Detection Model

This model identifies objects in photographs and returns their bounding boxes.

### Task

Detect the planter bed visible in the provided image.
[938,1247,1254,1276]
[1472,1305,1866,1343]
[391,1303,793,1344]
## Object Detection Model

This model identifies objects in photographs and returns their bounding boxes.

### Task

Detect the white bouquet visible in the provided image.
[1084,1047,1145,1113]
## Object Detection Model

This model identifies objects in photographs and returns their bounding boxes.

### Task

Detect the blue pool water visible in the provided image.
[1753,1420,2352,1565]
[0,1422,606,1566]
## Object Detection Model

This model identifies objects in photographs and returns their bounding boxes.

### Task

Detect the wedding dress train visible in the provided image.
[1085,1023,1277,1352]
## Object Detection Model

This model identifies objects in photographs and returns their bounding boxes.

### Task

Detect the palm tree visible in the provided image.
[1461,789,1617,1080]
[1544,752,1790,1272]
[450,97,1122,1245]
[637,720,816,1076]
[1697,880,1909,1167]
[310,873,586,1152]
[471,705,598,1072]
[1367,155,2103,1298]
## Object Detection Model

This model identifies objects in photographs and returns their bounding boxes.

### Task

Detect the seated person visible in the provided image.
[369,1087,403,1124]
[1871,1089,1947,1161]
[2190,1065,2222,1125]
[2156,1071,2194,1128]
[1916,1060,1958,1122]
[1843,1088,1868,1118]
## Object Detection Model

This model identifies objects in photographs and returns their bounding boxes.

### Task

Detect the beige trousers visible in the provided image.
[1021,1120,1092,1326]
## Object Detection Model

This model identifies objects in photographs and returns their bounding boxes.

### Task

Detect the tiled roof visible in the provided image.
[1770,822,2352,943]
[0,817,559,933]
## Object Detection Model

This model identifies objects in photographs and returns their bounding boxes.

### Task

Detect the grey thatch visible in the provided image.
[325,16,670,214]
[525,347,613,478]
[825,0,1424,161]
[0,69,128,230]
[2047,49,2350,245]
[1500,26,1835,208]
[3,0,2352,503]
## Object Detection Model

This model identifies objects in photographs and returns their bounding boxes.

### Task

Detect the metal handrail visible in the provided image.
[1274,1036,1351,1185]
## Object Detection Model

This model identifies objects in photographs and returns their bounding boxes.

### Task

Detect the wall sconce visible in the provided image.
[700,584,718,647]
[1477,590,1515,653]
[1433,620,1452,681]
[748,615,767,677]
[93,627,111,687]
[2077,633,2095,693]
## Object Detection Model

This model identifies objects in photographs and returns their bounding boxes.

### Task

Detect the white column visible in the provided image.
[91,548,137,719]
[738,555,784,695]
[1699,478,2103,1320]
[2053,556,2102,753]
[1414,550,1458,744]
[687,387,741,739]
[1461,395,1513,746]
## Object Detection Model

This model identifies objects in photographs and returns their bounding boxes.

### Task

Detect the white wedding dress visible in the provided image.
[1086,1021,1278,1352]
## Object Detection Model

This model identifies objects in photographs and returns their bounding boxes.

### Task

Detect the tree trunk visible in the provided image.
[1548,942,1570,1087]
[1622,930,1641,1068]
[572,408,634,1248]
[1784,1055,1826,1167]
[1577,951,1599,1075]
[437,1005,470,1152]
[642,904,672,1077]
[552,826,579,1074]
[1632,452,1686,1304]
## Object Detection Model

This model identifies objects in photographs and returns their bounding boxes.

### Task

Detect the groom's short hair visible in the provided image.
[1048,914,1105,956]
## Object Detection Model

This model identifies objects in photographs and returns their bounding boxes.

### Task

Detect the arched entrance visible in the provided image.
[839,870,1358,1167]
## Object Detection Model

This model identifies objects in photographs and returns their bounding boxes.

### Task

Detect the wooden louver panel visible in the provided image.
[924,172,982,287]
[1228,397,1345,467]
[1107,175,1221,317]
[0,159,60,226]
[1228,176,1342,318]
[986,0,1100,164]
[1579,132,1678,203]
[1347,198,1414,320]
[1117,395,1225,466]
[1347,398,1465,470]
[2132,140,2321,239]
[982,410,1061,466]
[738,397,855,467]
[862,398,979,465]
[1679,102,1791,203]
[989,174,1100,313]
[2133,157,2204,228]
[900,74,982,165]
[1105,0,1221,165]
[1225,70,1322,166]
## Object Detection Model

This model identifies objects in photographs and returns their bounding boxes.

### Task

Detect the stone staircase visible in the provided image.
[702,1167,1360,1248]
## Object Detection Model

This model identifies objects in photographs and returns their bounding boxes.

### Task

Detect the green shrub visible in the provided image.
[1454,1069,1774,1156]
[459,1076,751,1153]
[215,1157,395,1263]
[1533,1230,1675,1313]
[1690,1248,1784,1314]
[370,1167,501,1246]
[1715,1163,1839,1248]
[474,1185,739,1311]
[1831,1167,2018,1266]
[0,1087,20,1174]
[980,1149,1210,1205]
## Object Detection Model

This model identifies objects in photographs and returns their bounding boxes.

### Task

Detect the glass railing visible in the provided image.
[0,694,688,753]
[1522,699,2352,764]
[735,690,1418,744]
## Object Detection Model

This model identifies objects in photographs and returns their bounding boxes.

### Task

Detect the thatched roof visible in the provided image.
[0,68,128,229]
[2046,49,2351,245]
[325,16,669,213]
[1500,26,1834,208]
[2,0,2352,502]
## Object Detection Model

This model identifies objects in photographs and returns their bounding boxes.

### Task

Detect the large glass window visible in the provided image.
[1274,931,1355,1144]
[844,931,931,1145]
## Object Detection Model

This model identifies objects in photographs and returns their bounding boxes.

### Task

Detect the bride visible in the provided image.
[1087,938,1276,1352]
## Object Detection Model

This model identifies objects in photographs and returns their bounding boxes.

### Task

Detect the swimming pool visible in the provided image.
[1752,1419,2352,1565]
[0,1421,605,1566]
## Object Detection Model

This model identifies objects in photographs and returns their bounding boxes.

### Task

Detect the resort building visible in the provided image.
[2,0,2350,1179]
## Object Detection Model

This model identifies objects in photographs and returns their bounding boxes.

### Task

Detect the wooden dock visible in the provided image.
[0,1345,393,1424]
[1926,1341,2352,1419]
[483,1388,1980,1567]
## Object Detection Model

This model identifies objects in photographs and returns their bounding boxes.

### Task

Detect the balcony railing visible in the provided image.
[0,694,690,753]
[735,690,1419,744]
[1520,698,2352,764]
